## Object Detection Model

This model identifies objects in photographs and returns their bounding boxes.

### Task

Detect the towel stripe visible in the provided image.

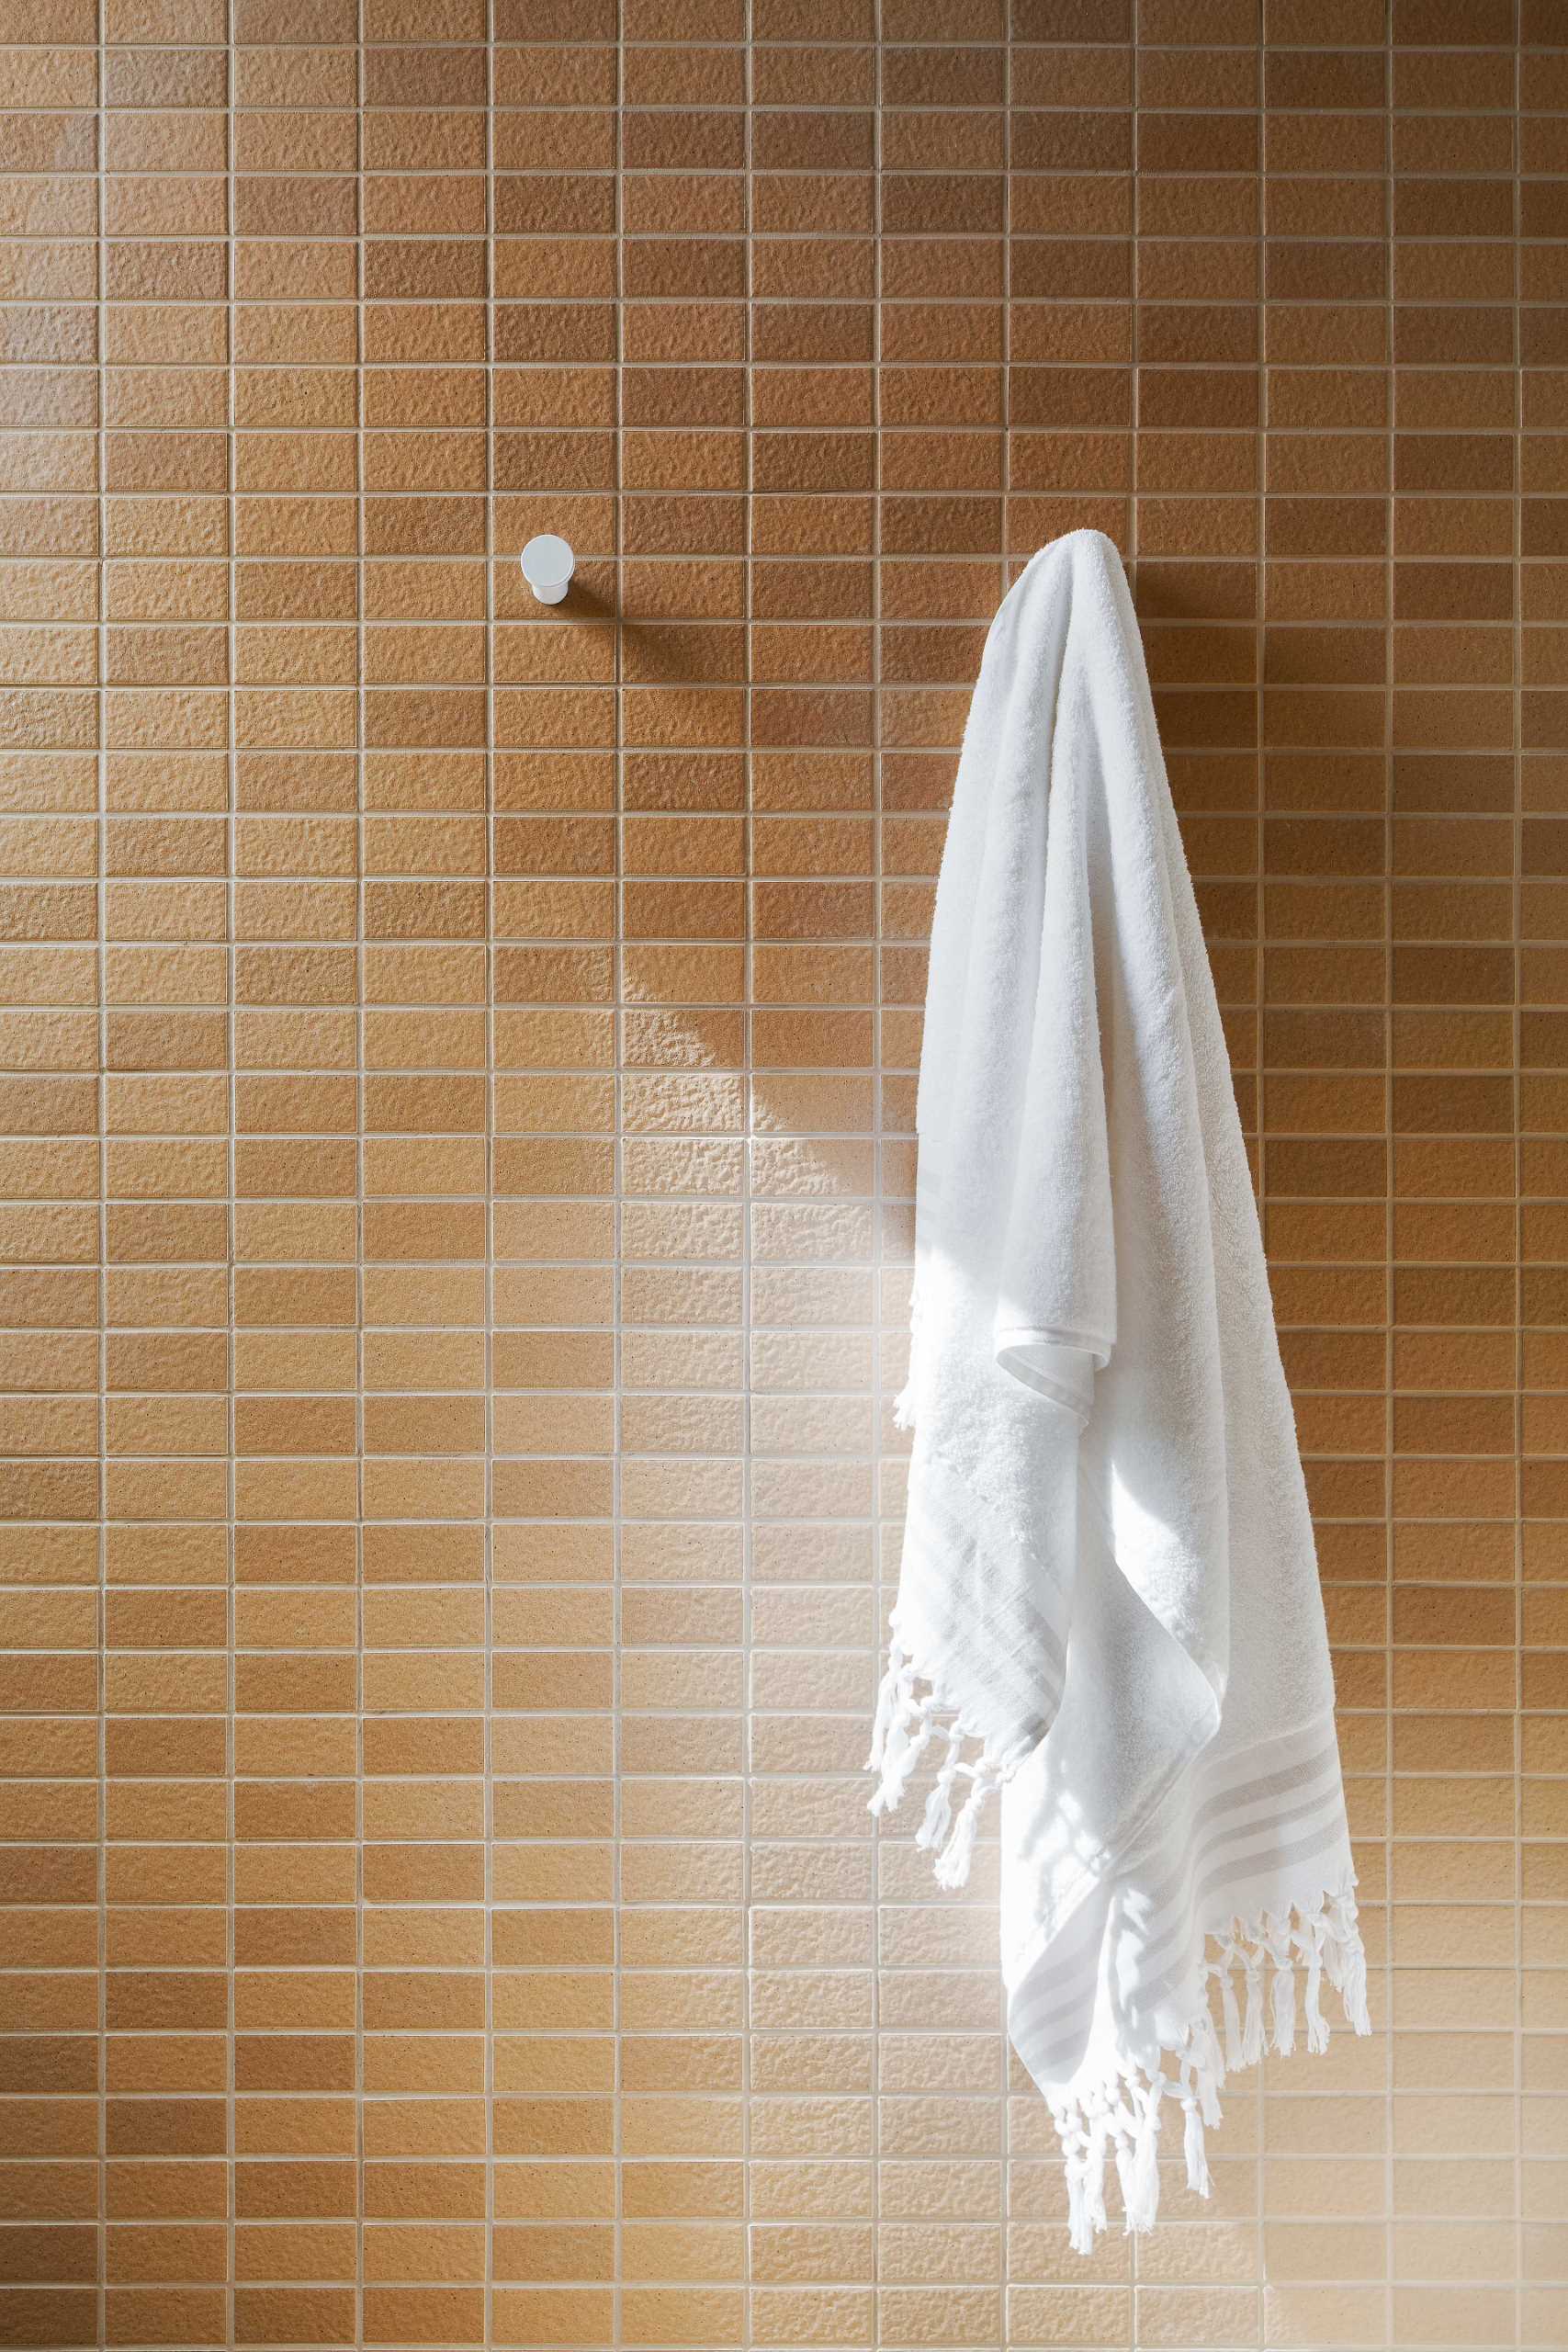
[1005,1715,1354,2081]
[896,1447,1071,1747]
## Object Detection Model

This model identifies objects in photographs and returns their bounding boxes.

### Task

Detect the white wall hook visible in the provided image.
[521,533,574,605]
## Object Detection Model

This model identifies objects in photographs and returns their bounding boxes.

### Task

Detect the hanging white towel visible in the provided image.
[870,528,1369,2250]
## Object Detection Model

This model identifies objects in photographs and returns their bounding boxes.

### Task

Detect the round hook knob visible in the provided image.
[521,533,575,605]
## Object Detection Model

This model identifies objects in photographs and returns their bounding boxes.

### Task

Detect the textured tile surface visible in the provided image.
[0,0,1562,2346]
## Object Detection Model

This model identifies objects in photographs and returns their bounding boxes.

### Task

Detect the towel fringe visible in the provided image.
[1127,2078,1163,2232]
[871,1664,1372,2256]
[865,1640,1012,1889]
[1217,1957,1245,2071]
[1238,1945,1265,2068]
[1179,2075,1213,2199]
[1325,1886,1371,2035]
[931,1771,992,1890]
[1265,1914,1297,2057]
[915,1721,966,1854]
[1047,1886,1371,2253]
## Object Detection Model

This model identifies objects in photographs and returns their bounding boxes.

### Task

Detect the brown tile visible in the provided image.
[364,43,486,107]
[0,0,1555,2296]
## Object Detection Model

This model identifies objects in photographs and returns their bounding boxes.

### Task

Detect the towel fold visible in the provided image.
[871,529,1369,2248]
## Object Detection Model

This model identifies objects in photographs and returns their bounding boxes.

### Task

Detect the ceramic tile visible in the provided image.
[0,3,1554,2338]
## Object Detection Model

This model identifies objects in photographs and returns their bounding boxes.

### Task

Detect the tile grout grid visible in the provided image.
[0,3,1562,2349]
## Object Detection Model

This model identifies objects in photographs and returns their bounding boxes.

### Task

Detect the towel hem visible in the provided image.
[894,1322,1114,1431]
[994,1320,1112,1368]
[1047,1883,1371,2255]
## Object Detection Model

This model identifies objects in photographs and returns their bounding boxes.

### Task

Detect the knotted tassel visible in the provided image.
[1081,2120,1108,2244]
[1216,1955,1245,2072]
[1181,2086,1213,2199]
[1268,1919,1297,2057]
[916,1723,964,1853]
[1302,1925,1329,2055]
[868,1704,908,1814]
[1190,2011,1225,2123]
[1222,1956,1241,2069]
[1325,1891,1371,2034]
[865,1656,903,1774]
[1338,1924,1371,2035]
[932,1773,987,1889]
[1112,2120,1138,2231]
[1114,2088,1166,2229]
[1063,2132,1095,2259]
[1126,2080,1163,2233]
[871,1705,931,1818]
[1321,1887,1371,2033]
[1240,1953,1265,2067]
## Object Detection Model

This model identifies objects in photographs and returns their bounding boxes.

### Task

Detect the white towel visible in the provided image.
[871,528,1370,2251]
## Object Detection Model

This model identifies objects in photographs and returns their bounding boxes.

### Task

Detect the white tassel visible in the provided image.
[1048,1887,1371,2258]
[1321,1917,1345,1993]
[1339,1931,1370,2035]
[1062,2127,1095,2258]
[1216,1956,1245,2071]
[1112,2124,1138,2229]
[891,1381,916,1431]
[1323,1888,1371,2033]
[871,1706,931,1818]
[866,1650,1009,1860]
[868,1706,909,1814]
[1126,2081,1162,2233]
[1066,2159,1092,2258]
[865,1654,902,1773]
[1332,1894,1371,2034]
[915,1769,953,1852]
[932,1776,987,1889]
[1270,1939,1297,2059]
[1190,2011,1225,2122]
[1082,2120,1108,2243]
[916,1724,964,1852]
[1241,1954,1265,2067]
[1181,2089,1213,2199]
[1302,1927,1329,2055]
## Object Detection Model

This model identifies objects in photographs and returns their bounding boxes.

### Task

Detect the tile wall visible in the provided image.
[0,0,1562,2346]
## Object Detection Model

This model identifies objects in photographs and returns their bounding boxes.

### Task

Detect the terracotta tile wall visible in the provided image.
[0,0,1563,2346]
